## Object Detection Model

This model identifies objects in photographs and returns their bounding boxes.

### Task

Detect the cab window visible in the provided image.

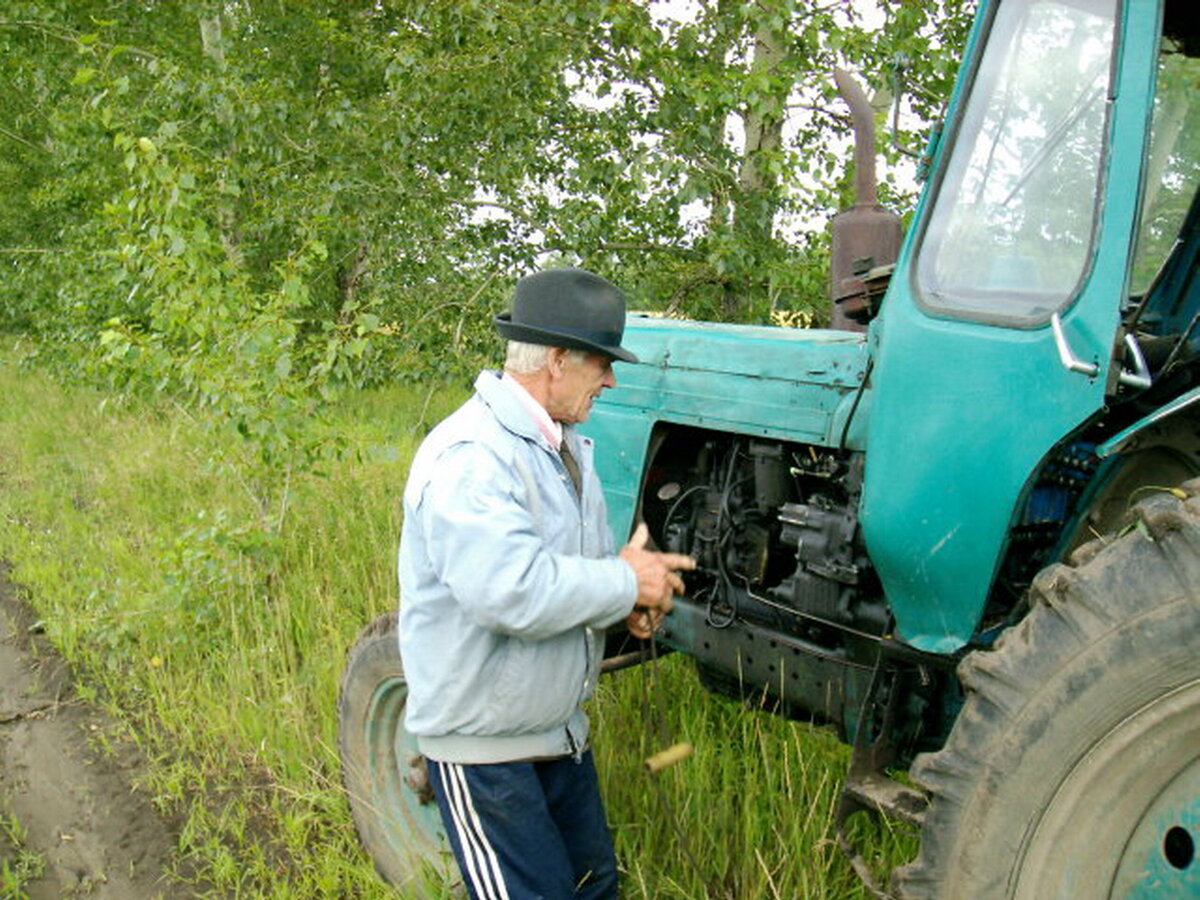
[1129,24,1200,298]
[915,0,1118,324]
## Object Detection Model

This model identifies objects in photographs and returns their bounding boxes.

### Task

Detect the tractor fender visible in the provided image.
[1097,384,1200,458]
[1061,396,1200,557]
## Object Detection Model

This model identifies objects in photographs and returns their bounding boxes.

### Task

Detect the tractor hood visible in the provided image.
[598,315,871,447]
[584,315,872,541]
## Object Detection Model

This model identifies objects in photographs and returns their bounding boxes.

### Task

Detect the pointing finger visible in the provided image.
[657,551,696,571]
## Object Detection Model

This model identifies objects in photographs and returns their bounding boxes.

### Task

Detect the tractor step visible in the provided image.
[836,771,929,899]
[841,769,928,829]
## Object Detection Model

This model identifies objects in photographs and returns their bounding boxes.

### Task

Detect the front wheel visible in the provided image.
[338,611,456,895]
[894,480,1200,899]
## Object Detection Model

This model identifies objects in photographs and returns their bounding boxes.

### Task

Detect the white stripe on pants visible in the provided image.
[436,760,511,900]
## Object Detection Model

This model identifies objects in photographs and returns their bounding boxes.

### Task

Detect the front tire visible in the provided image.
[893,480,1200,899]
[338,612,455,895]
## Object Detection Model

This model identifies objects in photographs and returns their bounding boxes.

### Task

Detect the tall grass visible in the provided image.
[0,343,914,897]
[595,657,915,899]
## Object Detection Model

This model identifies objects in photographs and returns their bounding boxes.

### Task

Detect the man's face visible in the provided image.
[547,350,616,424]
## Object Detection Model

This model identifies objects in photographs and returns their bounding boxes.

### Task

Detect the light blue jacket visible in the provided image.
[398,370,637,763]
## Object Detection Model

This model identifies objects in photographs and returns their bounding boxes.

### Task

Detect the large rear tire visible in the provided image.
[338,612,455,896]
[893,480,1200,899]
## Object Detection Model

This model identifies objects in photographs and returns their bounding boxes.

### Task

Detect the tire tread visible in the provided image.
[892,480,1200,899]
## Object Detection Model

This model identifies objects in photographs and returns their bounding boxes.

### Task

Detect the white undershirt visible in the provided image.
[501,372,563,450]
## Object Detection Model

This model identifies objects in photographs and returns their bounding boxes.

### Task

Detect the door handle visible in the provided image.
[1050,312,1099,378]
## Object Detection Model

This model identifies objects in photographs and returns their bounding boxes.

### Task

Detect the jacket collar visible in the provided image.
[474,370,554,448]
[501,372,563,449]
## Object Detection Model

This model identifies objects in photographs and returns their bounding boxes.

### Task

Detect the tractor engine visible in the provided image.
[642,425,884,640]
[636,424,954,759]
[635,425,915,734]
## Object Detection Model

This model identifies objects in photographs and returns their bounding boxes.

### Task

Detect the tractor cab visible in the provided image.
[862,0,1200,654]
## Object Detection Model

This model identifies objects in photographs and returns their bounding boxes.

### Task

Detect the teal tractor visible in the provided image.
[338,0,1200,896]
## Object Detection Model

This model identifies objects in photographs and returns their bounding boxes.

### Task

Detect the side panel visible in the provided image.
[585,317,870,540]
[860,0,1161,653]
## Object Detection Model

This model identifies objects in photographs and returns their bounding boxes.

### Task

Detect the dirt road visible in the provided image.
[0,566,186,898]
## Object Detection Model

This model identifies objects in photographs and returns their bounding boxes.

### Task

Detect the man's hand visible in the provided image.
[619,523,695,639]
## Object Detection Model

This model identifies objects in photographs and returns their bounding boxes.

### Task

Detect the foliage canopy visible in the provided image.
[2,0,973,373]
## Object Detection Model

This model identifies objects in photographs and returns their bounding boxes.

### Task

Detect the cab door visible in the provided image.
[860,0,1162,652]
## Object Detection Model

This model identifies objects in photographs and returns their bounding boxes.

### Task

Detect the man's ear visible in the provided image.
[547,346,568,377]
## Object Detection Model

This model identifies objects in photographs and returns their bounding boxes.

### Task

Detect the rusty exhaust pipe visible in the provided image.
[828,68,901,331]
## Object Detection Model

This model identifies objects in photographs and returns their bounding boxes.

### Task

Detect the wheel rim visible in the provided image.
[1014,679,1200,899]
[363,675,446,882]
[1112,757,1200,898]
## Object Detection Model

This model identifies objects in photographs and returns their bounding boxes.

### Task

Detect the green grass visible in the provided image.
[0,810,45,900]
[594,657,916,898]
[0,342,915,897]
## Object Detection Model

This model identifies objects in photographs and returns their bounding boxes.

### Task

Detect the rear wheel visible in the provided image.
[893,479,1200,899]
[338,612,455,896]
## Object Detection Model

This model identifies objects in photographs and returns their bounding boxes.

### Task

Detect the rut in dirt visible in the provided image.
[0,564,191,899]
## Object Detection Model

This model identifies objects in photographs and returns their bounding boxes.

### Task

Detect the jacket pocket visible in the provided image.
[487,631,586,734]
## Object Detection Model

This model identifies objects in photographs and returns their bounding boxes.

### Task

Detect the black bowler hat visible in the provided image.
[495,268,639,363]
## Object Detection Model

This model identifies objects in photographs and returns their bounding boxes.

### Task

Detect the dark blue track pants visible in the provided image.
[426,750,619,900]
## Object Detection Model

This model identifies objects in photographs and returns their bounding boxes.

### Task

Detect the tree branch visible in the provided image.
[461,198,521,217]
[666,273,729,316]
[0,19,158,61]
[0,125,44,152]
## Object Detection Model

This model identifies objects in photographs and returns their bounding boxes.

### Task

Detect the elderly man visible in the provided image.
[398,267,694,900]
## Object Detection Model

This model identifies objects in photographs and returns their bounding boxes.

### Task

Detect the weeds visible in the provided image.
[591,654,914,899]
[0,811,45,900]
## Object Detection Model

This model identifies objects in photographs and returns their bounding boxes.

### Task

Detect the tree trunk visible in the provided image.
[199,13,245,271]
[337,244,372,323]
[726,9,788,318]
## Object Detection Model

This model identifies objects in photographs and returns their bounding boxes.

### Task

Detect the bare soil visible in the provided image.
[0,565,189,898]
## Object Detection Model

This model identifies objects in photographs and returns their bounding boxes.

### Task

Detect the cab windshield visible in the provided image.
[915,0,1118,324]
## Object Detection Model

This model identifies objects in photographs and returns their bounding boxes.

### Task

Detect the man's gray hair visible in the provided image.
[504,341,586,374]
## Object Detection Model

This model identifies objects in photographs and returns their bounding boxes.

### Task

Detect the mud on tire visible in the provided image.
[893,479,1200,899]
